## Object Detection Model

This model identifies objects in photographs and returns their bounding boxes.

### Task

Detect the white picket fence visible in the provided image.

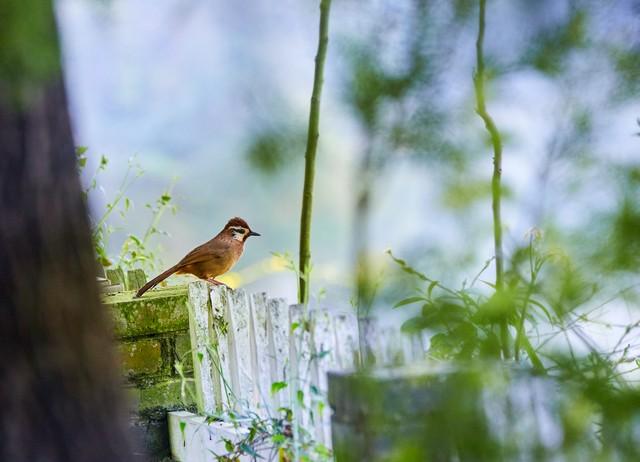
[168,281,422,461]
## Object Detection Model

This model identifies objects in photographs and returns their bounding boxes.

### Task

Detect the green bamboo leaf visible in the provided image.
[480,280,497,289]
[393,296,425,308]
[427,280,439,298]
[529,299,554,323]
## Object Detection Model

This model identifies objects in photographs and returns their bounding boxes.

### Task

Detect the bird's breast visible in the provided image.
[224,242,244,270]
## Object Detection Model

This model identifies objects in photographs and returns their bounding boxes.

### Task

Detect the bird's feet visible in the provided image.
[207,278,230,289]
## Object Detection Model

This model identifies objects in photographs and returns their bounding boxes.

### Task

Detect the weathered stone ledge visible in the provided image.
[103,286,189,339]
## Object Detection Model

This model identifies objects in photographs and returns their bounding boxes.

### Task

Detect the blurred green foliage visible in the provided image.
[612,47,640,99]
[345,1,640,459]
[76,147,177,274]
[603,167,640,271]
[332,361,640,461]
[522,8,587,75]
[245,124,305,176]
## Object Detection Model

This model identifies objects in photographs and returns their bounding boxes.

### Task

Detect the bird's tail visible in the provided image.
[135,265,179,298]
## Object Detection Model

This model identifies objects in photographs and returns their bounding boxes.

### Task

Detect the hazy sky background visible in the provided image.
[55,0,640,318]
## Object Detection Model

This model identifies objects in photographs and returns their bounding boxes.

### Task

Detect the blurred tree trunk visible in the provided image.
[354,139,376,366]
[0,1,137,461]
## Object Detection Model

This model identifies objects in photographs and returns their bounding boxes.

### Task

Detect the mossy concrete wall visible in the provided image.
[103,286,195,460]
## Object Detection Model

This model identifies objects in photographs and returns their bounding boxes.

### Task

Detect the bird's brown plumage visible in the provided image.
[135,217,259,297]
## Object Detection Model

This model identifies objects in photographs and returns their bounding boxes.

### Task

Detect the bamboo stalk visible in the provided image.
[298,0,333,305]
[473,0,510,359]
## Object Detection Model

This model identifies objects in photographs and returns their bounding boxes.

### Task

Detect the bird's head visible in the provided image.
[223,217,261,243]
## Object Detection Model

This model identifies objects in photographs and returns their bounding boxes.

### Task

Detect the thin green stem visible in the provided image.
[515,239,535,362]
[92,161,140,239]
[520,334,545,373]
[298,0,332,305]
[474,0,510,359]
[514,289,532,362]
[142,179,176,245]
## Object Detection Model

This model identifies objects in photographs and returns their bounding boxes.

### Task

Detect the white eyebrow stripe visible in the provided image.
[230,226,246,232]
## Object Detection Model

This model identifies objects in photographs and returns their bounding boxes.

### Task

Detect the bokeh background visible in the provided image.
[56,0,640,319]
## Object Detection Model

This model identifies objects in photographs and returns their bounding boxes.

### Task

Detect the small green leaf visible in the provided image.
[224,438,234,453]
[128,234,142,246]
[239,443,259,458]
[271,381,288,395]
[197,352,204,363]
[427,280,439,298]
[297,390,304,405]
[75,146,88,155]
[204,415,219,424]
[290,322,300,332]
[272,434,285,444]
[312,349,330,361]
[179,421,187,447]
[317,400,325,414]
[315,443,331,457]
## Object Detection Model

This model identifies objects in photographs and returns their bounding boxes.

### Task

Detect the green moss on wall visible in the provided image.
[107,285,196,461]
[119,338,163,377]
[137,379,195,410]
[104,286,189,338]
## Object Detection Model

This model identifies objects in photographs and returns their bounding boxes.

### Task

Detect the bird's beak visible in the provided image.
[249,231,261,237]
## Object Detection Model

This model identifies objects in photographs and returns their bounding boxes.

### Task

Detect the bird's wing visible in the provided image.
[176,240,231,268]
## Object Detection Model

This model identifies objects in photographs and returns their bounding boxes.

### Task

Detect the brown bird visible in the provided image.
[135,217,260,297]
